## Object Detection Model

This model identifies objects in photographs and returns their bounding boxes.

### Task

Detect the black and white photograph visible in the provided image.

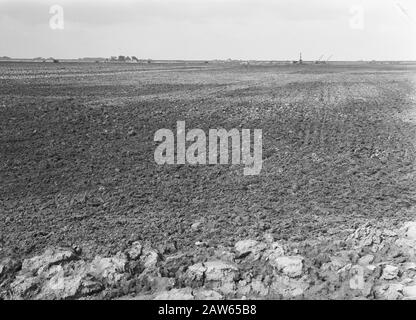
[1,0,416,306]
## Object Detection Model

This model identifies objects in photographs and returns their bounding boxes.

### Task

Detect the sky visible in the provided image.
[0,0,415,60]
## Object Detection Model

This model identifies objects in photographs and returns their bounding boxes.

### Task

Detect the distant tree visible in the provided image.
[131,56,139,62]
[118,55,126,62]
[46,57,59,63]
[125,56,132,61]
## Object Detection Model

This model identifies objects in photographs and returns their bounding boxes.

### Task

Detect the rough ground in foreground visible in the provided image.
[2,218,416,300]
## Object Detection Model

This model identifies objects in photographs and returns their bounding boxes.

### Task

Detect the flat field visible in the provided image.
[1,61,416,258]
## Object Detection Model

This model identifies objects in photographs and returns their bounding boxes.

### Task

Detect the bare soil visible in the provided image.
[1,61,416,262]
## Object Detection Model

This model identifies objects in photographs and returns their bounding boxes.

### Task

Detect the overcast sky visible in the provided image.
[0,0,415,60]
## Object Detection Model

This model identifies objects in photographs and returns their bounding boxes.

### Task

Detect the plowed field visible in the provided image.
[1,62,416,259]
